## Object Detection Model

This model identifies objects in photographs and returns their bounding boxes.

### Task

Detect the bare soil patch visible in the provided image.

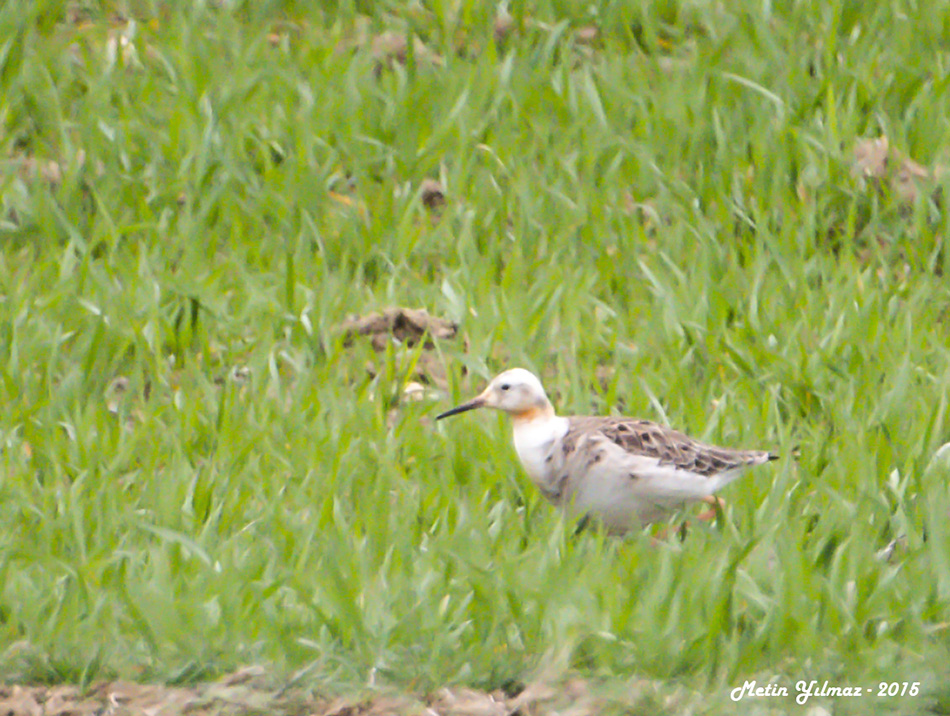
[0,669,678,715]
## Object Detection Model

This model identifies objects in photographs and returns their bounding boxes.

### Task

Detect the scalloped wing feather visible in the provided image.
[564,416,776,478]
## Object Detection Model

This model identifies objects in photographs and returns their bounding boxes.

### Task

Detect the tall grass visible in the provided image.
[2,0,950,711]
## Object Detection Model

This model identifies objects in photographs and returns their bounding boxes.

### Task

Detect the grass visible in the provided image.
[2,0,950,712]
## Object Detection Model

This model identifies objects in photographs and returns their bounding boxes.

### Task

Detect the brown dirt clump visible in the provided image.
[851,135,946,205]
[340,307,457,352]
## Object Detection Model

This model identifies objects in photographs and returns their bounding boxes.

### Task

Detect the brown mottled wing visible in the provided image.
[565,416,775,477]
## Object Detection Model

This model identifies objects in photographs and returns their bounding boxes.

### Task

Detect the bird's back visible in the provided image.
[564,415,776,477]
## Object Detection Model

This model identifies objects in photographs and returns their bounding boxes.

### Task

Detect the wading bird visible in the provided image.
[437,368,777,534]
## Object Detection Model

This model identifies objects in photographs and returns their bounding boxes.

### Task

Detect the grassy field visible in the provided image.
[2,0,950,713]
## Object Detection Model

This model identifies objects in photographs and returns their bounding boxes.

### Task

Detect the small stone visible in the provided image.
[575,26,599,45]
[493,13,514,44]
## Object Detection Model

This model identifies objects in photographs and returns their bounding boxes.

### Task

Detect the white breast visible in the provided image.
[512,416,570,496]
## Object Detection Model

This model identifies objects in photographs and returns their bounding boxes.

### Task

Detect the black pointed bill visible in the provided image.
[436,396,486,420]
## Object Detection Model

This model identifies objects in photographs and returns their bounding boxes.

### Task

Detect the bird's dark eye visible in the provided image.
[500,384,511,391]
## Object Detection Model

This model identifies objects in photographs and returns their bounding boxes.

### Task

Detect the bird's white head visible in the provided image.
[436,368,554,422]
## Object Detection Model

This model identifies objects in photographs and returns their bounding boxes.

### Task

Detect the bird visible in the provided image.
[436,368,777,534]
